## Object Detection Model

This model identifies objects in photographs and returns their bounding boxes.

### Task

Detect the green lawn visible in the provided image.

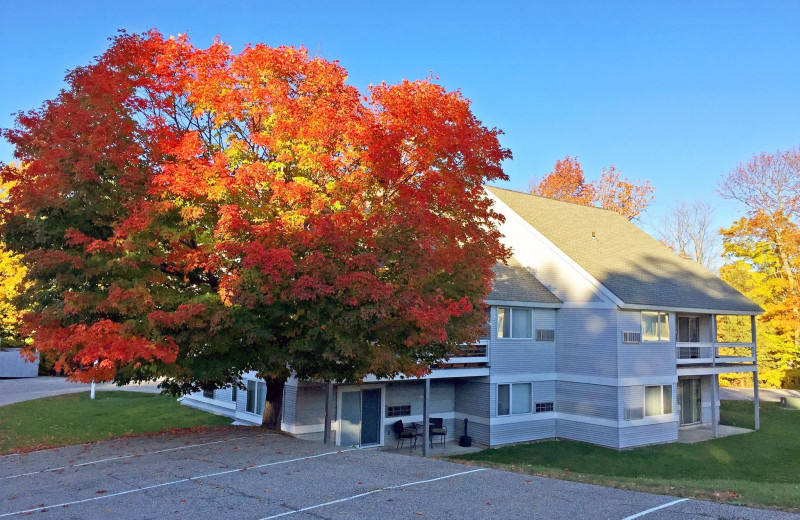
[0,391,233,455]
[453,401,800,511]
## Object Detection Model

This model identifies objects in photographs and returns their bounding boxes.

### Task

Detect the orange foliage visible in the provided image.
[531,156,654,219]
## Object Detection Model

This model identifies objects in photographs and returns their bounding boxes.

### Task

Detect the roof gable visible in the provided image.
[486,186,762,314]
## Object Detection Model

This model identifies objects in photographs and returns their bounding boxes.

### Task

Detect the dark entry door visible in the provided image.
[360,388,381,446]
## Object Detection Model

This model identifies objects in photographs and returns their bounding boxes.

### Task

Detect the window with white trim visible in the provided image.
[497,308,532,339]
[246,380,267,415]
[642,311,670,341]
[202,389,214,399]
[497,383,532,415]
[644,385,673,416]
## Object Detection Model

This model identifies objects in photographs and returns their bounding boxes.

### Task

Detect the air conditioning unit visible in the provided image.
[535,329,555,341]
[625,407,644,420]
[622,331,642,344]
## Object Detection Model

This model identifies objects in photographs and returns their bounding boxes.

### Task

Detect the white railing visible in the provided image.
[675,342,714,363]
[675,341,755,364]
[715,342,755,363]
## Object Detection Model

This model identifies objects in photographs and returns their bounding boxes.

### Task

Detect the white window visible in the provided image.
[497,307,532,339]
[642,311,670,341]
[644,385,673,416]
[246,380,267,415]
[497,383,532,415]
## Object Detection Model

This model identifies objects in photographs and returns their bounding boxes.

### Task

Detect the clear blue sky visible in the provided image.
[2,1,799,235]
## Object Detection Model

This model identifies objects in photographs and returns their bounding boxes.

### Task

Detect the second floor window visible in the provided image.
[642,311,670,341]
[497,307,532,338]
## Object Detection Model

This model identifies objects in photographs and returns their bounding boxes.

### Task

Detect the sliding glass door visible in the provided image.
[679,378,701,425]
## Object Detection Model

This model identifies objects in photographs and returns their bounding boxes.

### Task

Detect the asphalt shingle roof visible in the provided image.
[486,186,762,314]
[489,257,562,305]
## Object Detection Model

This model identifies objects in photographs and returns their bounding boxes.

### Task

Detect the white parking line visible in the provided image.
[0,433,274,481]
[620,498,689,519]
[259,467,490,520]
[0,448,359,518]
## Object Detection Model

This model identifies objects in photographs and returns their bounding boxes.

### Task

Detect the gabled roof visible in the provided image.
[486,186,762,314]
[488,256,561,306]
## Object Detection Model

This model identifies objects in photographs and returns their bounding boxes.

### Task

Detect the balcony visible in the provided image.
[676,342,755,365]
[433,342,488,368]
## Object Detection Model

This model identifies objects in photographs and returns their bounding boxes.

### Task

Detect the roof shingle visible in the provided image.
[486,186,762,314]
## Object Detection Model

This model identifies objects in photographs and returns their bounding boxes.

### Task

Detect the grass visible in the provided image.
[0,391,233,455]
[452,401,800,511]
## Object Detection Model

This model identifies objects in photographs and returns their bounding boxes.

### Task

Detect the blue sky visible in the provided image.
[2,1,798,235]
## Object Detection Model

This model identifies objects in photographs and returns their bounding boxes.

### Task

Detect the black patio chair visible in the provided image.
[429,417,447,449]
[392,420,419,449]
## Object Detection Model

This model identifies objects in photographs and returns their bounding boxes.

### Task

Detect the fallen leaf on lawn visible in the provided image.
[96,490,107,494]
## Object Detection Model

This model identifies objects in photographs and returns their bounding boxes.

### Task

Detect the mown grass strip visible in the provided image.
[0,391,232,455]
[452,401,800,511]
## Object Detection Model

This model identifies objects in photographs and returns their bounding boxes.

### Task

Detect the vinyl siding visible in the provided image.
[490,307,557,376]
[557,419,619,449]
[454,380,490,445]
[556,307,618,379]
[619,422,679,448]
[490,418,556,445]
[556,381,617,420]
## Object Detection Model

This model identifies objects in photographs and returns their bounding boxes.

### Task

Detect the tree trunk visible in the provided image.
[261,376,285,430]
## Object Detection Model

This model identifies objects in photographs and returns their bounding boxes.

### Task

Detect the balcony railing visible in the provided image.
[715,342,755,362]
[676,343,713,363]
[433,343,489,368]
[675,341,755,364]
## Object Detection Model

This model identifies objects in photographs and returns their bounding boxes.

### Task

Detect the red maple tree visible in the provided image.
[531,156,654,220]
[1,31,510,427]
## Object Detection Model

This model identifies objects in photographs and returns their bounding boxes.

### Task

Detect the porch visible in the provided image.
[677,423,753,443]
[379,438,485,457]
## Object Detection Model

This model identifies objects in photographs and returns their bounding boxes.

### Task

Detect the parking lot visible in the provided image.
[1,427,796,520]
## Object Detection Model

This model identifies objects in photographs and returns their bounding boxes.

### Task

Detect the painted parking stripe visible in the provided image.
[620,498,689,520]
[0,433,274,481]
[259,467,490,520]
[0,448,359,518]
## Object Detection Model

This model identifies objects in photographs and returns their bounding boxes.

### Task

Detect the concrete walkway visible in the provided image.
[0,376,161,407]
[677,424,753,443]
[720,387,800,402]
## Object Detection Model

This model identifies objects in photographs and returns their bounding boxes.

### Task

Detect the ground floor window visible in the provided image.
[246,380,267,415]
[231,384,237,402]
[202,389,214,399]
[645,384,673,416]
[497,383,532,415]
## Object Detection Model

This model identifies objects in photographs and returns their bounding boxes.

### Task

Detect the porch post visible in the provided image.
[710,375,718,438]
[710,314,717,367]
[752,315,760,430]
[423,377,430,457]
[323,382,333,444]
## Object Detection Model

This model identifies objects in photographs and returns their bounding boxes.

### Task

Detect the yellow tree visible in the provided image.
[719,148,800,388]
[0,179,27,348]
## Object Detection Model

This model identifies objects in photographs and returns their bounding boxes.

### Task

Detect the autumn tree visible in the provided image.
[657,199,718,270]
[0,180,27,349]
[0,31,510,427]
[718,147,800,388]
[530,156,654,219]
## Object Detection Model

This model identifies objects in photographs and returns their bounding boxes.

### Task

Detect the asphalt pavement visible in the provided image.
[1,428,796,520]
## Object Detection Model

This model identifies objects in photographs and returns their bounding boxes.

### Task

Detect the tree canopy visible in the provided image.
[0,31,510,424]
[719,148,800,387]
[530,155,654,220]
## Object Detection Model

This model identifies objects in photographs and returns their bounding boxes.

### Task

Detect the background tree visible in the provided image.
[0,179,28,349]
[1,31,510,428]
[529,156,654,219]
[718,148,800,388]
[657,199,718,270]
